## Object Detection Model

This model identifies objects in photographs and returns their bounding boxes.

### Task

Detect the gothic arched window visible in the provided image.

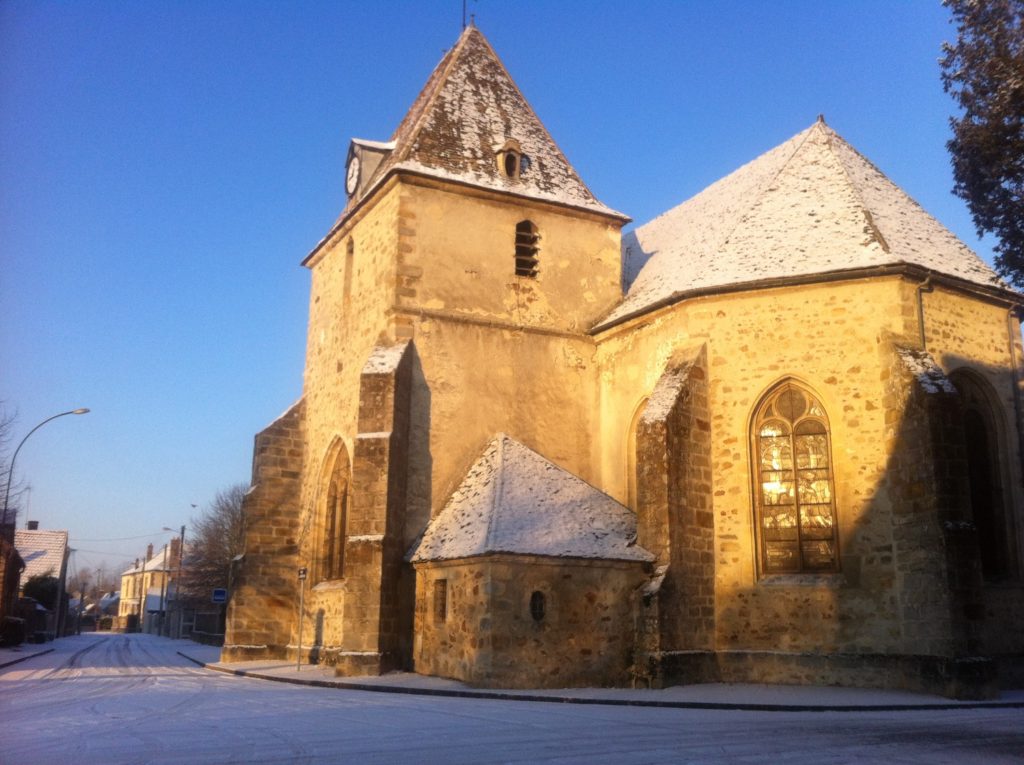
[318,444,350,582]
[753,382,838,574]
[950,369,1015,581]
[626,397,649,510]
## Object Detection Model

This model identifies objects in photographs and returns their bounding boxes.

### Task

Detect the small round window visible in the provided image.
[529,591,546,622]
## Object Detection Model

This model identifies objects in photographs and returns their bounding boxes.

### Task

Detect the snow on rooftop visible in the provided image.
[14,529,68,580]
[362,341,409,375]
[337,27,624,227]
[599,120,1007,328]
[408,434,653,564]
[351,138,396,151]
[896,347,957,394]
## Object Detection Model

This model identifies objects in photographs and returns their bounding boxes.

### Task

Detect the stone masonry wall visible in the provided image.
[334,341,414,675]
[917,284,1024,680]
[387,180,622,526]
[882,346,984,657]
[223,399,305,661]
[413,555,647,689]
[298,182,401,662]
[598,277,910,660]
[596,275,1015,696]
[635,343,714,671]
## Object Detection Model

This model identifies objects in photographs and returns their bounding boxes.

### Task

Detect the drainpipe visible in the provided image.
[916,276,934,351]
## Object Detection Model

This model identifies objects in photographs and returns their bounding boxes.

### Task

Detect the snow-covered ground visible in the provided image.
[2,633,1021,764]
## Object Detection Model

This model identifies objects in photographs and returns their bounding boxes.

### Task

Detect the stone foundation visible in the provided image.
[652,650,999,700]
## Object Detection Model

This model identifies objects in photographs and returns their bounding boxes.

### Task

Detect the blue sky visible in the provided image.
[1,1,990,577]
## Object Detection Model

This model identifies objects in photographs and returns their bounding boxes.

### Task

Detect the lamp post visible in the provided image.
[2,408,89,527]
[156,543,169,636]
[163,523,186,638]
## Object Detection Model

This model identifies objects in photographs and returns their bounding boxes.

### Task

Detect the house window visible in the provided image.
[515,220,539,277]
[753,382,838,574]
[433,579,448,624]
[319,445,350,582]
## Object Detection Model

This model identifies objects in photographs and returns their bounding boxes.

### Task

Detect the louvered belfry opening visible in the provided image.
[514,220,539,277]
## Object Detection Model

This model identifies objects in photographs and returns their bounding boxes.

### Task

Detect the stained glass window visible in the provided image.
[753,383,838,573]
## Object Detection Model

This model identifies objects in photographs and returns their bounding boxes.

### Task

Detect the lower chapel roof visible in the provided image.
[599,119,1010,329]
[408,435,653,564]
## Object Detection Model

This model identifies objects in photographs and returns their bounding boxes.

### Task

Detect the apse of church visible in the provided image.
[224,25,1024,699]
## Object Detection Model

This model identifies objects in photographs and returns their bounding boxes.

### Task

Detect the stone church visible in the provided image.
[223,26,1023,698]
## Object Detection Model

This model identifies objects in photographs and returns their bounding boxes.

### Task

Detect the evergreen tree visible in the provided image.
[22,573,59,610]
[941,0,1024,286]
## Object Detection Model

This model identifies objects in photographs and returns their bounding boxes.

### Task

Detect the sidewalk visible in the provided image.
[178,645,1024,712]
[0,643,54,669]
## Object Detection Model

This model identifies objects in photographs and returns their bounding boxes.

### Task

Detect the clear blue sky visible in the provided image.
[1,1,991,577]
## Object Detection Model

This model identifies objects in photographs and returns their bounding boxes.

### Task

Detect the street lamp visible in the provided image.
[162,523,186,638]
[2,408,89,527]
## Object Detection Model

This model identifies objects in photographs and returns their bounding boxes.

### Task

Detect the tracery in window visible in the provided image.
[753,382,838,574]
[318,442,351,582]
[515,220,539,277]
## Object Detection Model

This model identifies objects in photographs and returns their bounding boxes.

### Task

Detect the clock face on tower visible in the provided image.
[346,155,361,196]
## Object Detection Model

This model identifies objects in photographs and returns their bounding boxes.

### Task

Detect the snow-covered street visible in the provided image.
[2,633,1021,764]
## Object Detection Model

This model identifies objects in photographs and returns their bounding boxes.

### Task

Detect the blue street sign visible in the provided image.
[211,588,228,604]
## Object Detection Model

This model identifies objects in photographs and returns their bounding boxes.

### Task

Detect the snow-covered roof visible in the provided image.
[331,26,624,233]
[362,341,409,375]
[14,528,68,581]
[408,434,653,564]
[121,544,181,575]
[599,119,1008,328]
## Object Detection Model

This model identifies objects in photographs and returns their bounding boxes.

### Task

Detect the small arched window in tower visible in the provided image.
[515,220,539,277]
[343,237,355,309]
[497,139,526,180]
[752,382,838,574]
[529,590,546,622]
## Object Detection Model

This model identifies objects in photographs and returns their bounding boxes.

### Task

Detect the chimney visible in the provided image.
[27,520,39,530]
[170,538,181,562]
[146,543,153,561]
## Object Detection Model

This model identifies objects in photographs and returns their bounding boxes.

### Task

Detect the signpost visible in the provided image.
[296,567,307,672]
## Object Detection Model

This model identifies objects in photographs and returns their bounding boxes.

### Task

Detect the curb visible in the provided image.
[175,652,1024,713]
[0,647,55,669]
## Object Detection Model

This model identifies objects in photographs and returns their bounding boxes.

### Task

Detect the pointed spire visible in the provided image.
[343,27,624,222]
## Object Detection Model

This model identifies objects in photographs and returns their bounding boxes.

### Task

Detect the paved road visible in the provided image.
[1,633,1021,764]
